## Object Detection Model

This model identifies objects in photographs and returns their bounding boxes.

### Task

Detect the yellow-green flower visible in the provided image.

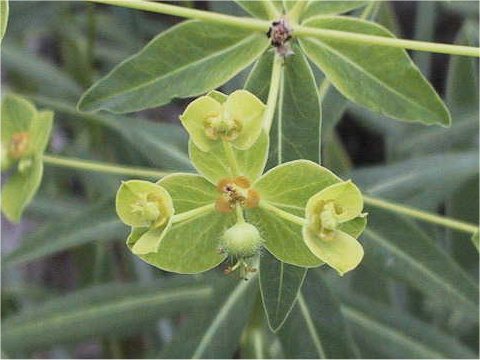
[302,180,365,275]
[180,90,265,152]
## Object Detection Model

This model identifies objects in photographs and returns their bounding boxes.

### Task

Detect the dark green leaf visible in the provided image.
[302,1,368,20]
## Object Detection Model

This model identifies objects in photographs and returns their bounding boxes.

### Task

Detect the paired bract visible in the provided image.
[116,90,366,276]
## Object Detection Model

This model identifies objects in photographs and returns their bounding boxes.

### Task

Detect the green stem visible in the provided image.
[264,54,284,132]
[260,201,305,226]
[236,204,246,224]
[288,1,307,24]
[222,140,240,176]
[87,0,269,31]
[87,0,480,57]
[171,203,215,224]
[42,154,167,179]
[295,25,480,57]
[276,66,285,165]
[363,195,479,234]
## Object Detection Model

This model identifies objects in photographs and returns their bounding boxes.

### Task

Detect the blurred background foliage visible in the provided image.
[1,1,478,358]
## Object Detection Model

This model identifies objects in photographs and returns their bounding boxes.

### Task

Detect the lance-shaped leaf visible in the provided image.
[78,20,269,113]
[340,291,477,359]
[189,131,268,185]
[259,251,307,332]
[300,16,450,126]
[1,278,215,353]
[302,1,368,20]
[361,208,479,315]
[128,174,235,273]
[0,0,8,39]
[161,276,258,359]
[278,270,359,358]
[234,1,277,19]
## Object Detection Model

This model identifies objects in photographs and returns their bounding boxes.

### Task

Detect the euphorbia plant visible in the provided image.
[116,90,366,276]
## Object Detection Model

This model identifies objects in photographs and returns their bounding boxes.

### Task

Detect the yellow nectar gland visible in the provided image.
[215,176,260,213]
[9,132,30,159]
[203,111,242,142]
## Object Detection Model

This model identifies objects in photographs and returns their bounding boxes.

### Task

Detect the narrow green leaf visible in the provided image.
[300,16,450,126]
[78,20,268,113]
[259,251,307,332]
[161,276,258,359]
[3,203,125,266]
[362,208,479,315]
[278,271,358,358]
[340,291,477,359]
[273,43,321,163]
[302,1,368,20]
[189,131,268,185]
[1,279,214,353]
[234,1,275,19]
[353,152,479,209]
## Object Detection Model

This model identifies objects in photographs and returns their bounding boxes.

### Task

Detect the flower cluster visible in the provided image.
[116,90,366,277]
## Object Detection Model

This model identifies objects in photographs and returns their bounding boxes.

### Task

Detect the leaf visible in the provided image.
[189,131,268,185]
[361,208,479,315]
[278,270,358,358]
[129,174,234,273]
[161,276,258,359]
[3,203,126,266]
[1,158,43,223]
[302,1,368,20]
[300,16,450,126]
[234,1,276,19]
[353,152,479,210]
[0,0,8,39]
[1,278,215,353]
[274,43,321,163]
[78,20,268,113]
[259,251,307,331]
[340,291,477,359]
[1,93,37,143]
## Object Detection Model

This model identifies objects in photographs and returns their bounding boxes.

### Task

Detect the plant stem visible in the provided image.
[288,1,307,24]
[171,203,215,224]
[222,140,240,176]
[87,0,269,31]
[295,25,480,57]
[363,195,479,234]
[236,204,246,224]
[87,0,480,57]
[260,201,305,226]
[264,54,284,132]
[42,154,167,179]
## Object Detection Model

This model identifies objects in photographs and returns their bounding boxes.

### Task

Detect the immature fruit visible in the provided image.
[222,223,263,258]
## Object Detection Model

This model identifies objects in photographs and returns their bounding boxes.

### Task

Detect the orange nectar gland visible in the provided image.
[203,111,242,142]
[215,176,260,213]
[9,132,30,159]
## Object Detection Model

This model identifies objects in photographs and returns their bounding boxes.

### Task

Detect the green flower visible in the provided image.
[180,90,265,151]
[303,181,365,275]
[116,91,366,277]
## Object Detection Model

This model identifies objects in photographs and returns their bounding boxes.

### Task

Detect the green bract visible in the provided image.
[303,181,366,275]
[1,94,54,222]
[180,90,265,151]
[116,93,366,276]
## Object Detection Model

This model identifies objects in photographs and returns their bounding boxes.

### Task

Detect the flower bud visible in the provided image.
[222,222,263,258]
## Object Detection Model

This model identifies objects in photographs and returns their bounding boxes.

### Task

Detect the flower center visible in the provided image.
[203,111,242,142]
[130,192,168,227]
[309,200,344,241]
[215,176,260,213]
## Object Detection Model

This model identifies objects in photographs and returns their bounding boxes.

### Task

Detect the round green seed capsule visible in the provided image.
[222,223,263,258]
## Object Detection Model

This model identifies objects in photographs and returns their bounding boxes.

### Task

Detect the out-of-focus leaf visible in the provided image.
[361,208,479,315]
[1,45,81,100]
[278,271,358,358]
[160,277,258,359]
[302,1,367,20]
[353,152,479,210]
[340,290,477,359]
[0,0,8,39]
[412,1,437,77]
[78,20,268,113]
[259,251,307,332]
[3,203,125,266]
[29,96,192,171]
[300,16,450,126]
[1,278,214,353]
